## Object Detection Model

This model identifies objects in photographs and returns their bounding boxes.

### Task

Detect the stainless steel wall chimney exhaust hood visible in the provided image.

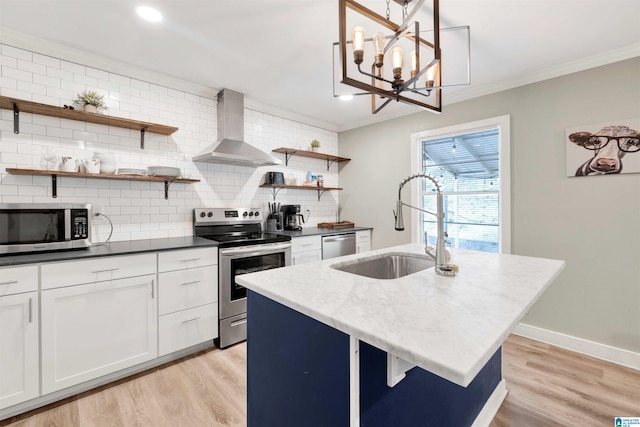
[192,89,281,166]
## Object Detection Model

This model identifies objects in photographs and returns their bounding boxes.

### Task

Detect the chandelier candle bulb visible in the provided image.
[392,46,403,83]
[352,26,365,64]
[373,32,386,68]
[426,61,438,89]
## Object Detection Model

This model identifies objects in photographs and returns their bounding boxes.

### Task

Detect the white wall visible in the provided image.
[0,42,340,242]
[339,57,640,355]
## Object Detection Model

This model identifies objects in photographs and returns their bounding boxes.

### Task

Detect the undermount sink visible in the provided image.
[331,253,435,280]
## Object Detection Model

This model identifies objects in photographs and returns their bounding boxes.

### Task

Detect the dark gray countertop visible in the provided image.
[0,236,218,267]
[275,226,372,238]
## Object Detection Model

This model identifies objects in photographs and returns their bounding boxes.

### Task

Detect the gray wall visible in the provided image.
[338,57,640,353]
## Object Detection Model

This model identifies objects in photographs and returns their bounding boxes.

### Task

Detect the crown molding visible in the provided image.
[337,43,640,132]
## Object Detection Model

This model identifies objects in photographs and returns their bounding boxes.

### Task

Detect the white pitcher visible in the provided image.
[83,158,101,174]
[60,156,80,172]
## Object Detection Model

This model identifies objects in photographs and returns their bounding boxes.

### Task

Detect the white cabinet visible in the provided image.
[356,230,371,253]
[40,254,157,394]
[291,235,322,265]
[158,248,218,356]
[0,265,39,410]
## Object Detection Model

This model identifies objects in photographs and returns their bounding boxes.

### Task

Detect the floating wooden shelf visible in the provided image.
[272,147,350,170]
[6,168,199,200]
[0,96,178,148]
[259,183,342,201]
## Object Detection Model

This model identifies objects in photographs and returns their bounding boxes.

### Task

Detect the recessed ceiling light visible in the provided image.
[339,95,353,101]
[136,6,163,22]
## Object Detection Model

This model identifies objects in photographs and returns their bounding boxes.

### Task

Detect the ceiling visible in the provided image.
[0,0,638,131]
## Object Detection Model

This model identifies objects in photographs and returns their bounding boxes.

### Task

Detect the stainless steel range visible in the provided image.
[194,207,291,348]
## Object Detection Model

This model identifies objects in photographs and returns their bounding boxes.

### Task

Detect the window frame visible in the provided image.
[410,115,511,254]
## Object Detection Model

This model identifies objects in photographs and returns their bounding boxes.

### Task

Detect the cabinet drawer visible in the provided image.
[158,247,218,273]
[159,303,218,356]
[158,265,218,315]
[356,230,370,243]
[292,236,322,253]
[41,253,156,290]
[0,265,38,296]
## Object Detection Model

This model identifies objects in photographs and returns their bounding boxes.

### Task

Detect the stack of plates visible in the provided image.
[147,166,181,178]
[116,168,147,176]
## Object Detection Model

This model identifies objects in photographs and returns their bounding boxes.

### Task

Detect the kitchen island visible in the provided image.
[237,244,565,427]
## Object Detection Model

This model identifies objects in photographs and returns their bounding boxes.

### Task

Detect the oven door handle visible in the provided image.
[220,242,292,256]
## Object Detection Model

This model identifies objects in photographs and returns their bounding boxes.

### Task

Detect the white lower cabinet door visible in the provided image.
[0,292,39,410]
[41,275,158,394]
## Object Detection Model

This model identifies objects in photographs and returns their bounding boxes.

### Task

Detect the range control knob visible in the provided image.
[199,212,206,218]
[248,211,254,216]
[243,211,248,217]
[254,211,260,217]
[207,212,213,217]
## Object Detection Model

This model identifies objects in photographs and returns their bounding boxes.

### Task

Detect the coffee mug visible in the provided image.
[60,157,80,172]
[83,158,101,174]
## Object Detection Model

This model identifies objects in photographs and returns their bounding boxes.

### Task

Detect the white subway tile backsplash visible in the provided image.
[60,61,85,75]
[17,59,46,76]
[0,76,17,90]
[1,42,340,242]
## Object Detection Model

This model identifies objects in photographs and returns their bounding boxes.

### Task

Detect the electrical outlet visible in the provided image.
[93,205,103,216]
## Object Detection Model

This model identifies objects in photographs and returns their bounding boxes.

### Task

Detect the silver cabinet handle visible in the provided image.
[230,318,247,327]
[182,316,201,324]
[181,280,201,286]
[151,279,155,299]
[220,242,292,256]
[28,297,32,323]
[181,258,200,263]
[301,243,314,247]
[0,280,18,286]
[91,267,119,274]
[323,235,355,243]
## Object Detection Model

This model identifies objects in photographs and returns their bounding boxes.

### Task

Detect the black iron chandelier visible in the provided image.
[334,0,470,114]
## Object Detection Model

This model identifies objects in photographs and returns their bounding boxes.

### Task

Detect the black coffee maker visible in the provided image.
[281,204,305,231]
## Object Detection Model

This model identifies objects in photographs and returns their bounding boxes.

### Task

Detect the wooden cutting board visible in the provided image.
[317,221,354,229]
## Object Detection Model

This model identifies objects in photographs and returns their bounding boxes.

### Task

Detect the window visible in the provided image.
[410,116,511,254]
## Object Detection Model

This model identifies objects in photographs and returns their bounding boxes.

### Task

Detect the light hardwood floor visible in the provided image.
[2,335,638,427]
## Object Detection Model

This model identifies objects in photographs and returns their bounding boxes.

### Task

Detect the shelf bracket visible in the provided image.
[140,126,148,149]
[326,157,338,171]
[13,102,19,134]
[282,150,297,166]
[164,180,172,200]
[317,188,328,201]
[270,186,284,201]
[51,174,58,198]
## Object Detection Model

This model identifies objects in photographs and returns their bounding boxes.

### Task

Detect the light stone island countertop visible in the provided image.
[236,243,565,387]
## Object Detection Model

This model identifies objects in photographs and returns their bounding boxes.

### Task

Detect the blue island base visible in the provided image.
[247,290,502,427]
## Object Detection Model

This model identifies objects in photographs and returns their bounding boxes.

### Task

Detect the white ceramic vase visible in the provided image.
[84,104,98,113]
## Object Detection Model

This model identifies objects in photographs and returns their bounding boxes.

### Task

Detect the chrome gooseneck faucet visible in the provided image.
[393,173,455,277]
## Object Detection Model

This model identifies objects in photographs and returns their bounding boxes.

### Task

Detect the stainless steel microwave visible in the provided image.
[0,203,92,254]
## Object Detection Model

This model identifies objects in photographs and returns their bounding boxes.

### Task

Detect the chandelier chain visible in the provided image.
[385,0,390,20]
[403,1,408,22]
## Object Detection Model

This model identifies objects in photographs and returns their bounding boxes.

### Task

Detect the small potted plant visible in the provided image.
[74,90,108,113]
[310,139,321,152]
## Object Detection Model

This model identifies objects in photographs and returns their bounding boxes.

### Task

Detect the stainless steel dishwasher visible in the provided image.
[322,232,356,260]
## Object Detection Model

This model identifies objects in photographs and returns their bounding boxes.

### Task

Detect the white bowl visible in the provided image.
[100,163,117,174]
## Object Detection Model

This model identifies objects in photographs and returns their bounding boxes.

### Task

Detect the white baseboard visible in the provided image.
[471,379,508,427]
[513,323,640,371]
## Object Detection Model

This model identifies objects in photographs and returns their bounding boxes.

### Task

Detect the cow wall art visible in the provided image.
[566,119,640,177]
